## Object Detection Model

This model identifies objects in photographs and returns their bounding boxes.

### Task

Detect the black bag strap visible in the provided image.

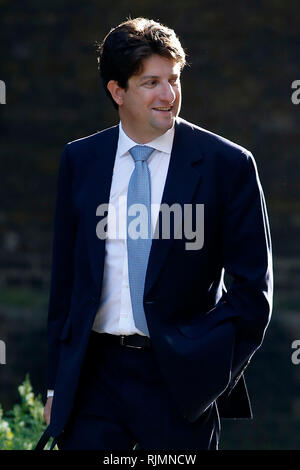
[34,427,58,450]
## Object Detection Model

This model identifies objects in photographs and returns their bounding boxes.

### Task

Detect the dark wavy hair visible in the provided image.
[96,17,187,110]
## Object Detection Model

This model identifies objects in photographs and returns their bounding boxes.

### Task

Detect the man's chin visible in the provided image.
[152,115,175,133]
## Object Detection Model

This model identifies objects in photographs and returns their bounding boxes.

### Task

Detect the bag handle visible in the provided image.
[34,427,58,450]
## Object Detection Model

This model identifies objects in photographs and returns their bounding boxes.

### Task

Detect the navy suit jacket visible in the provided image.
[46,116,273,437]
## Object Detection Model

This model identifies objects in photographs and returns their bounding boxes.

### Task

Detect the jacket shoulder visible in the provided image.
[176,116,253,163]
[64,124,119,155]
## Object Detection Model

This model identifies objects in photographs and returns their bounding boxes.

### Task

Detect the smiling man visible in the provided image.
[39,17,273,451]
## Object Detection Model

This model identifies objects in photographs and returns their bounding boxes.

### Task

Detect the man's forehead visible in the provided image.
[135,56,181,79]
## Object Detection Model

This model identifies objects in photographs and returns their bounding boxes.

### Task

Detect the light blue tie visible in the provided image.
[127,145,155,336]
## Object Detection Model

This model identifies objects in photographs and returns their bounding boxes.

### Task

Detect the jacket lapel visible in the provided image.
[144,118,204,297]
[86,125,119,289]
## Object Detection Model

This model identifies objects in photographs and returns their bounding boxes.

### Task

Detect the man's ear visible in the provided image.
[107,80,124,106]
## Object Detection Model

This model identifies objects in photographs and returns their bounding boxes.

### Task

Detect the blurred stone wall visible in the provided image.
[0,0,300,449]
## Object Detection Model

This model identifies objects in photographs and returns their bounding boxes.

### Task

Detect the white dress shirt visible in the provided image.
[47,121,174,398]
[92,121,174,336]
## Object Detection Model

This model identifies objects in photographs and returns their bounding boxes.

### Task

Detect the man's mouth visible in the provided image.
[152,105,173,113]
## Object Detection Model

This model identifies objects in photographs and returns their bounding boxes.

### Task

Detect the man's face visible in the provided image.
[114,54,182,143]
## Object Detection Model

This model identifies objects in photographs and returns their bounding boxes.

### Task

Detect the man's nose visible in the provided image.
[159,82,176,103]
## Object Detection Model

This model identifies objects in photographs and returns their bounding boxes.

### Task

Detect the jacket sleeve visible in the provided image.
[220,150,273,388]
[186,150,273,419]
[46,144,76,390]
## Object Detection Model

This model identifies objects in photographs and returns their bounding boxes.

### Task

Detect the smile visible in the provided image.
[152,106,173,112]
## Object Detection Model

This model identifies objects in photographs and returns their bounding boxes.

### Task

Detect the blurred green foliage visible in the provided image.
[0,374,50,450]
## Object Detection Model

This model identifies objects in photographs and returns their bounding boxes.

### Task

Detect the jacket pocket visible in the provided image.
[177,303,239,339]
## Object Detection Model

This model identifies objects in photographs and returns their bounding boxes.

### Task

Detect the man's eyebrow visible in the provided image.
[139,74,179,82]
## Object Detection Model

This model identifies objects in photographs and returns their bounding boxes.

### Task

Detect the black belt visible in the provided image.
[92,331,151,349]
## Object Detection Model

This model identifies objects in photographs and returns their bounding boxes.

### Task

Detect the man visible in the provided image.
[39,17,273,450]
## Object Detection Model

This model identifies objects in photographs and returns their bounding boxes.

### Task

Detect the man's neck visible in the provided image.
[120,120,169,144]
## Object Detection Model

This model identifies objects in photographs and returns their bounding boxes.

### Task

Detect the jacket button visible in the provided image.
[145,300,155,304]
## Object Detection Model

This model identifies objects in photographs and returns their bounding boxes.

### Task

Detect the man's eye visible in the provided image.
[146,80,156,86]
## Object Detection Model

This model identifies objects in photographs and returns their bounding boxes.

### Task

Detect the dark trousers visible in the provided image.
[57,332,220,450]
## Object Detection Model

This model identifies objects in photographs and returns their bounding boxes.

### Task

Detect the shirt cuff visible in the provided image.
[47,389,54,398]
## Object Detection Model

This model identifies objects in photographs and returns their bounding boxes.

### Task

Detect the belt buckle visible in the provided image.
[120,335,143,349]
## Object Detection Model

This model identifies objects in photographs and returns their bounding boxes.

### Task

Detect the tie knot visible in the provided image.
[129,145,155,163]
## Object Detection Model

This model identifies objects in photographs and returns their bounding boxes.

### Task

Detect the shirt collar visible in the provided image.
[117,120,175,158]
